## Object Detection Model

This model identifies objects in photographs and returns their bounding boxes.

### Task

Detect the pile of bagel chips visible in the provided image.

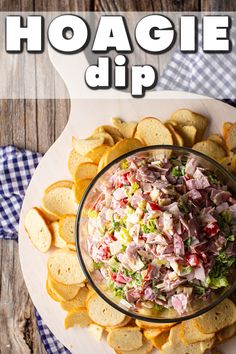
[24,110,236,353]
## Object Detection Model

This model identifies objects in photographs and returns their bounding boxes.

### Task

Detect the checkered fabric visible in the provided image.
[0,145,70,353]
[35,309,70,354]
[158,28,236,101]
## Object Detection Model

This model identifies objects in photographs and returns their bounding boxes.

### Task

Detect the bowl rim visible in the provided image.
[75,145,236,323]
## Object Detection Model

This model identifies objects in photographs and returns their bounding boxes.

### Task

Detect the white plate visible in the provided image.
[18,50,236,354]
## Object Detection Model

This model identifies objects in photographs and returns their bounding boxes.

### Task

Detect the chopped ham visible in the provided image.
[171,293,188,315]
[113,187,127,200]
[173,234,185,256]
[186,176,210,190]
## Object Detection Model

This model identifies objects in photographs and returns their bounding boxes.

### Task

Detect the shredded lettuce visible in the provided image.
[171,166,185,177]
[108,257,120,272]
[141,220,156,233]
[184,237,193,247]
[107,279,125,298]
[209,276,229,289]
[93,261,103,270]
[222,210,232,224]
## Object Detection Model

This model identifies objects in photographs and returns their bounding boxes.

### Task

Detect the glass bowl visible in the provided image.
[75,145,236,323]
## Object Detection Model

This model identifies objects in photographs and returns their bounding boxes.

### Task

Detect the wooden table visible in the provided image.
[0,1,235,353]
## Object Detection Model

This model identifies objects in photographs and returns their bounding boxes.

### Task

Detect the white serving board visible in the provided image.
[18,49,236,354]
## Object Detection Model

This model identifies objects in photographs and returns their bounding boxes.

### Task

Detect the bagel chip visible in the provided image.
[64,309,92,329]
[72,136,104,156]
[136,117,173,146]
[48,249,86,285]
[107,327,143,352]
[68,149,92,178]
[105,138,144,166]
[87,293,126,327]
[59,214,76,244]
[42,182,78,218]
[193,140,226,161]
[73,178,92,203]
[47,275,80,301]
[50,221,67,248]
[61,286,89,311]
[112,117,137,138]
[74,162,97,182]
[85,144,110,164]
[24,207,52,252]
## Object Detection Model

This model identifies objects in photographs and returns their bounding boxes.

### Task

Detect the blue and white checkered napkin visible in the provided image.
[0,145,70,354]
[1,48,236,353]
[158,31,236,103]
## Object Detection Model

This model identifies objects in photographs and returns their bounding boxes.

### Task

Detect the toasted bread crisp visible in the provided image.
[223,122,233,140]
[136,117,173,146]
[112,117,137,138]
[150,330,169,350]
[135,319,174,330]
[165,122,184,147]
[208,133,226,147]
[162,324,215,354]
[226,123,236,151]
[93,125,123,143]
[106,317,131,330]
[176,125,197,147]
[68,149,92,178]
[72,136,104,156]
[59,215,76,244]
[180,319,215,345]
[143,328,164,340]
[105,138,144,166]
[60,286,89,311]
[193,298,236,334]
[24,207,52,252]
[88,323,104,341]
[170,109,208,141]
[107,327,143,351]
[47,275,80,301]
[48,249,86,285]
[74,162,97,182]
[50,221,67,248]
[64,308,92,329]
[87,293,126,327]
[216,322,236,343]
[73,178,91,203]
[117,338,153,354]
[193,140,226,161]
[46,278,60,302]
[85,144,110,164]
[90,131,114,146]
[42,181,78,218]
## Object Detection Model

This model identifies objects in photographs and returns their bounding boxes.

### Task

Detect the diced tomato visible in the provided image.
[98,244,110,260]
[148,202,160,211]
[186,254,200,267]
[204,222,220,237]
[117,172,130,188]
[119,199,128,207]
[111,273,117,281]
[104,233,117,244]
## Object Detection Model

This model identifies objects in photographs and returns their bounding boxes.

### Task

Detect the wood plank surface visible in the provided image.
[0,1,234,353]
